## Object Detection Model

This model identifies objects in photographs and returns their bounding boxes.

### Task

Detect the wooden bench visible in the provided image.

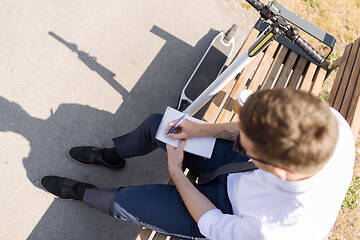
[135,0,360,233]
[135,19,335,239]
[136,33,360,239]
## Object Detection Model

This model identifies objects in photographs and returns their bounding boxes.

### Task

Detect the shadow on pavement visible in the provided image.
[0,26,220,239]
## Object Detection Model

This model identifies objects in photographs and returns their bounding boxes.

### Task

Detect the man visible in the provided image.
[41,88,354,239]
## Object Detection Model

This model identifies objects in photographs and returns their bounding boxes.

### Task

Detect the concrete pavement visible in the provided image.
[0,1,257,239]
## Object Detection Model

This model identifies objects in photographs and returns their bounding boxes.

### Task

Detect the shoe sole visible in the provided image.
[67,149,126,172]
[40,175,75,201]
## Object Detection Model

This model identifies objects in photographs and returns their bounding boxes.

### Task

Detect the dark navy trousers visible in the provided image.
[83,114,248,239]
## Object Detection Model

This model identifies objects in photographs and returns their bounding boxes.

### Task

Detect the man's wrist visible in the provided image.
[169,166,189,184]
[169,165,185,177]
[197,123,215,137]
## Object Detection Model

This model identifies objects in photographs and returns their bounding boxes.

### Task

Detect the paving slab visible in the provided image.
[0,0,258,239]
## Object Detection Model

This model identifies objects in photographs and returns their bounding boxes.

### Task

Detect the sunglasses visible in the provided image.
[232,133,275,167]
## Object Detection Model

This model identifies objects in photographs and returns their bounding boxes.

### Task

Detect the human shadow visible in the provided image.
[0,26,220,239]
[48,31,130,99]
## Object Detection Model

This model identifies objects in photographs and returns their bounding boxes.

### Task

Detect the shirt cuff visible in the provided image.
[198,208,223,237]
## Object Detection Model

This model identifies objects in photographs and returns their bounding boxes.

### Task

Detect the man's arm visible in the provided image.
[166,140,217,222]
[166,119,240,141]
[170,165,217,222]
[211,122,240,141]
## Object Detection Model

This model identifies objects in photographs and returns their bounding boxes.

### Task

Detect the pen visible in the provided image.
[167,114,188,135]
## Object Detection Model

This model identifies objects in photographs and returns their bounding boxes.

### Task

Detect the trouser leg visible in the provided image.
[82,179,231,240]
[83,188,117,215]
[112,113,165,159]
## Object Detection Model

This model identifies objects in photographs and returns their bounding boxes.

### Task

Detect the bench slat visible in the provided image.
[300,63,317,92]
[153,233,171,240]
[262,45,288,89]
[248,41,279,91]
[311,67,327,96]
[136,227,154,240]
[202,80,236,123]
[287,56,308,89]
[275,51,299,88]
[328,43,353,105]
[215,99,235,123]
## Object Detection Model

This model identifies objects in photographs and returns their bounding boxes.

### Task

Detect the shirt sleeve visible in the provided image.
[198,209,261,240]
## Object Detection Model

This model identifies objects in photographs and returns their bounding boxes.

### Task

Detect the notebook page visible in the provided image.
[155,106,216,158]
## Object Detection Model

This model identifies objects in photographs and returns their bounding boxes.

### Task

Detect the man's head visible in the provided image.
[239,88,338,175]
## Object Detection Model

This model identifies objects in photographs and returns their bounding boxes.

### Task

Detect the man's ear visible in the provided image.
[272,166,289,180]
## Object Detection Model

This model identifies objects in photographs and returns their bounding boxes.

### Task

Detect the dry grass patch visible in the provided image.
[240,0,360,58]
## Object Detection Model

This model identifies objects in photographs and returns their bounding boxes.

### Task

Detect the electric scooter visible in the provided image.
[180,0,334,117]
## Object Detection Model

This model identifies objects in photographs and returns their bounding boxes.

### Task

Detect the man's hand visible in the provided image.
[165,119,203,140]
[166,140,186,173]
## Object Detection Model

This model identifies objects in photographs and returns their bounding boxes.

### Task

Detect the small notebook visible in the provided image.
[155,106,216,158]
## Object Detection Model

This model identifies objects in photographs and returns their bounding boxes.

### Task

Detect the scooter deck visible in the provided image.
[178,31,234,111]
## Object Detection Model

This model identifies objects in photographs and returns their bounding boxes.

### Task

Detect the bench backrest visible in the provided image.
[328,38,360,140]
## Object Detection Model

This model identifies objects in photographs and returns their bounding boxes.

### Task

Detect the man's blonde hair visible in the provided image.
[239,88,338,174]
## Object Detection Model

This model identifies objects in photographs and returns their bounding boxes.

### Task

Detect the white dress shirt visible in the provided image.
[198,109,355,240]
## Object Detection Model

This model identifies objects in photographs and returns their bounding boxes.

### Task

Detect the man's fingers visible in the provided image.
[165,117,184,134]
[165,122,174,134]
[168,132,182,140]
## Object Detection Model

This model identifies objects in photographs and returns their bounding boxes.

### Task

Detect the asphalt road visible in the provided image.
[0,0,257,239]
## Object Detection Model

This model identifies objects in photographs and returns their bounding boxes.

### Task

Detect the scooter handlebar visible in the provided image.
[246,0,265,11]
[294,36,325,64]
[246,0,326,64]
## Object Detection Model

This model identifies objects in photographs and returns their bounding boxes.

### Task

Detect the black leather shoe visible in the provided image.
[68,146,126,171]
[40,176,95,200]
